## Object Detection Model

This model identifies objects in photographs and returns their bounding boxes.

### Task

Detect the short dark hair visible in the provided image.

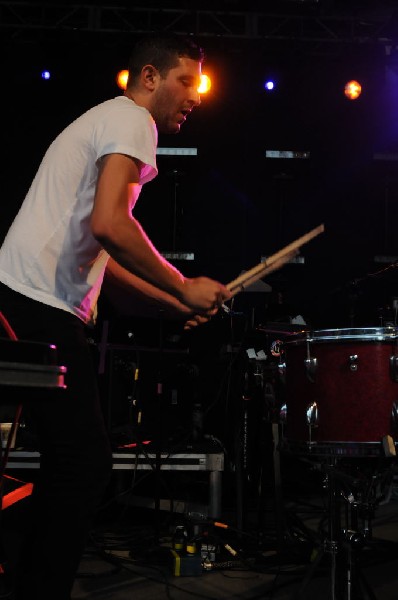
[127,33,204,87]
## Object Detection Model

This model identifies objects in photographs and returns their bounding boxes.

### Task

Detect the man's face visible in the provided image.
[150,57,202,134]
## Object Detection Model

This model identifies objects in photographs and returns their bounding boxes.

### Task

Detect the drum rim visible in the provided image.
[280,439,395,457]
[285,326,398,344]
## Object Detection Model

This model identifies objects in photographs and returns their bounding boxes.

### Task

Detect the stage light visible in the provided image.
[116,69,129,90]
[41,70,51,80]
[198,73,211,94]
[344,80,362,100]
[264,80,275,91]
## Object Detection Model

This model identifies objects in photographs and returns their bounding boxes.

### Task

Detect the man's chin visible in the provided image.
[158,122,181,135]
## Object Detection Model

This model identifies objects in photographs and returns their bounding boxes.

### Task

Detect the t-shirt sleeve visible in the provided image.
[94,104,158,185]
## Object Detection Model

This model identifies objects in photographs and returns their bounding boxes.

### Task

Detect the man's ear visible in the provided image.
[141,65,159,90]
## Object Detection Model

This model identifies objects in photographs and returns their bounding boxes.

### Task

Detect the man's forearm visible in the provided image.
[104,257,192,318]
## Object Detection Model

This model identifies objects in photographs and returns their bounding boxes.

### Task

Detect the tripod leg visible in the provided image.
[357,567,379,600]
[291,543,326,600]
[272,424,288,552]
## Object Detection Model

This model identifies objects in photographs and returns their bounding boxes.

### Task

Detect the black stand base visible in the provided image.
[292,539,379,600]
[288,459,382,600]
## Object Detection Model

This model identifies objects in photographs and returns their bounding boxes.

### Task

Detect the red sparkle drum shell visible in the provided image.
[282,327,398,452]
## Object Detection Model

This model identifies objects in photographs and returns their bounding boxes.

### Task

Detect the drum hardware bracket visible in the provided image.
[277,359,286,384]
[342,528,366,551]
[389,355,398,382]
[306,402,319,446]
[304,357,317,382]
[349,354,358,371]
[390,403,398,439]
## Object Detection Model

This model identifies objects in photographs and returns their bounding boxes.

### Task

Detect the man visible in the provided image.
[0,34,230,599]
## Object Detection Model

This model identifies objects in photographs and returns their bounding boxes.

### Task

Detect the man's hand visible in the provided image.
[183,307,220,330]
[180,277,231,313]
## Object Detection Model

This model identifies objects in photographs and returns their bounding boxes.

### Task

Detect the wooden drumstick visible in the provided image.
[227,251,298,295]
[226,223,325,295]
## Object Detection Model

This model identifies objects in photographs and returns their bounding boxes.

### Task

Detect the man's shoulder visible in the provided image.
[64,97,151,134]
[92,96,149,116]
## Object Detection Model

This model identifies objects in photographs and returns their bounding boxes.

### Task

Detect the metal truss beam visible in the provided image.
[0,2,395,47]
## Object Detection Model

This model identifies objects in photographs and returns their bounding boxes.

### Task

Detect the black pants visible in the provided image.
[0,283,113,600]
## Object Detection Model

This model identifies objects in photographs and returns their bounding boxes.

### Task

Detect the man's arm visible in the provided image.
[104,257,194,319]
[91,153,231,312]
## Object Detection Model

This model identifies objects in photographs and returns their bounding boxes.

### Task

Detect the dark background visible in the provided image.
[3,0,398,445]
[2,1,398,330]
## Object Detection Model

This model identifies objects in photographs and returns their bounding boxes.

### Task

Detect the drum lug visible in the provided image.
[305,357,317,382]
[349,354,358,372]
[279,403,287,423]
[392,402,398,431]
[390,355,398,382]
[306,401,319,444]
[278,359,286,384]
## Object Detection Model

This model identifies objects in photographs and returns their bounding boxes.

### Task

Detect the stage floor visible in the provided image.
[71,460,398,600]
[4,448,398,599]
[71,502,398,600]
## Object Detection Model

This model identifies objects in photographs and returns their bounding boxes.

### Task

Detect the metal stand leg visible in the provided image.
[292,541,328,599]
[209,470,222,518]
[291,461,340,600]
[272,423,289,553]
[290,460,380,600]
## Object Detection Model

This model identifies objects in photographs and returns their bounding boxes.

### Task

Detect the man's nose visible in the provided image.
[191,89,201,106]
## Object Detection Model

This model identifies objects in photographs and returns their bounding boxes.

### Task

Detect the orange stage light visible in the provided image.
[198,73,211,94]
[344,80,362,100]
[116,69,129,91]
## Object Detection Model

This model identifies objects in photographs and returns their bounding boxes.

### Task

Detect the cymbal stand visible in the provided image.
[291,458,379,600]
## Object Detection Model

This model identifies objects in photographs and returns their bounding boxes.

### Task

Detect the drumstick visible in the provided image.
[227,251,298,295]
[226,223,325,295]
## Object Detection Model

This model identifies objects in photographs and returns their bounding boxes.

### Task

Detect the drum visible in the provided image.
[281,327,398,456]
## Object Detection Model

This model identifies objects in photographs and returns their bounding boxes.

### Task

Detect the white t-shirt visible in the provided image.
[0,96,158,325]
